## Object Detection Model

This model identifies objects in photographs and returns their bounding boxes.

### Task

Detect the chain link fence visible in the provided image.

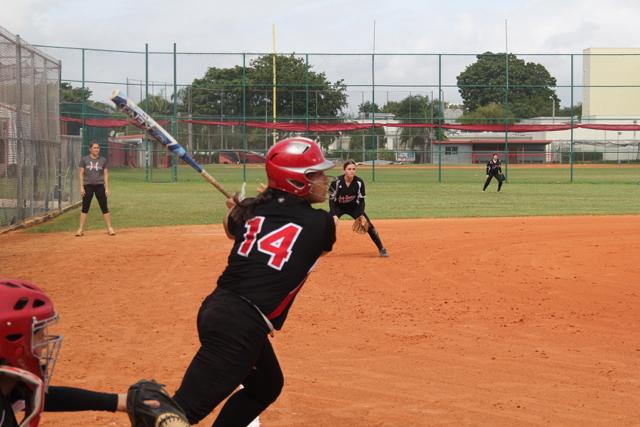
[0,26,80,230]
[21,43,640,186]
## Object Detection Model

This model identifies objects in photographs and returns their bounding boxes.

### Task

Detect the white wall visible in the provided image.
[583,48,640,119]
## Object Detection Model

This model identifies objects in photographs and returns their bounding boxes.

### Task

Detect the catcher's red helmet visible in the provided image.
[0,279,62,388]
[265,137,334,196]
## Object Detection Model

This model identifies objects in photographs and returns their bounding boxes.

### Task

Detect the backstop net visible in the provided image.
[0,26,78,229]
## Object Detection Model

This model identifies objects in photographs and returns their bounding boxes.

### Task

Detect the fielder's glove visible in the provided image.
[352,215,369,234]
[127,379,190,427]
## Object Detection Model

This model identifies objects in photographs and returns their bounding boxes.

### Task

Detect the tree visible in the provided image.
[176,54,348,151]
[381,101,401,115]
[459,102,516,124]
[138,94,173,115]
[178,55,347,120]
[556,103,582,118]
[178,66,244,117]
[249,55,347,120]
[358,101,380,116]
[60,82,114,113]
[61,82,91,103]
[457,52,560,119]
[341,127,387,162]
[383,95,444,155]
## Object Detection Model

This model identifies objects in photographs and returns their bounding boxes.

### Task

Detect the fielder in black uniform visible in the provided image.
[329,160,388,257]
[171,137,336,426]
[483,153,505,192]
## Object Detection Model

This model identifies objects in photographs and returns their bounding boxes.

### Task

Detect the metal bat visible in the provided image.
[110,90,234,199]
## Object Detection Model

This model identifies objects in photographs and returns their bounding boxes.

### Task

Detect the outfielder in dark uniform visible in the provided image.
[329,160,388,257]
[170,137,336,426]
[483,153,505,192]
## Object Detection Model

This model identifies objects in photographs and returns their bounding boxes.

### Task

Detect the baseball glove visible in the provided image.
[498,173,506,182]
[352,215,369,234]
[127,379,190,427]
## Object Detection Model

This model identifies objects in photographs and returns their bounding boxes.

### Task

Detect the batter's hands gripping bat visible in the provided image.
[110,90,234,199]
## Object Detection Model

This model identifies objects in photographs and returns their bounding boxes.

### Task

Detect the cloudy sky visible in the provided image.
[4,0,640,108]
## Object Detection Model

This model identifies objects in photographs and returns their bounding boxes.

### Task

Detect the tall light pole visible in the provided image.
[265,95,268,153]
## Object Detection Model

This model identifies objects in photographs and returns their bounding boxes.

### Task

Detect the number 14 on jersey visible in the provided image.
[237,216,302,271]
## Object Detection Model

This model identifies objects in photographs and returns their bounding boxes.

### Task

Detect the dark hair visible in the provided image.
[89,142,100,148]
[492,153,499,157]
[230,188,309,224]
[229,189,271,224]
[343,159,356,170]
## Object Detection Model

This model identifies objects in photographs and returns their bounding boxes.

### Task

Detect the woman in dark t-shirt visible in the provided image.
[76,142,115,236]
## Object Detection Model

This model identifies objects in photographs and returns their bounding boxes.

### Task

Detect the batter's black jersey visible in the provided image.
[486,159,502,176]
[217,191,335,330]
[328,175,366,217]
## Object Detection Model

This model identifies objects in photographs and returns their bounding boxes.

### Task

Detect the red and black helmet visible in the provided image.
[0,279,62,388]
[265,137,334,196]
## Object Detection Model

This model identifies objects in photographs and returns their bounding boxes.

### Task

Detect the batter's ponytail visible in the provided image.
[230,188,276,224]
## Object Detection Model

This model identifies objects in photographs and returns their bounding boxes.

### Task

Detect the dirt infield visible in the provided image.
[2,216,639,426]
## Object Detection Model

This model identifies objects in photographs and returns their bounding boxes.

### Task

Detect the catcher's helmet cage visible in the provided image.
[0,279,62,389]
[265,137,334,197]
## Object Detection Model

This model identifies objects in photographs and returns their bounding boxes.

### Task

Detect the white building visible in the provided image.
[583,48,640,122]
[540,48,640,162]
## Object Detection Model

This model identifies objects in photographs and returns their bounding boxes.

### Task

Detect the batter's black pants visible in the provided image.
[483,174,503,192]
[173,287,282,427]
[81,184,109,214]
[332,207,385,251]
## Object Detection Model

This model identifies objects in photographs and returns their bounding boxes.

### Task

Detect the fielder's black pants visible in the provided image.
[81,184,109,214]
[332,207,385,251]
[173,287,282,427]
[483,174,503,192]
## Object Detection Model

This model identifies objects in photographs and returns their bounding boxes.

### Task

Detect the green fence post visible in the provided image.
[145,43,150,182]
[371,51,376,182]
[570,54,574,182]
[58,60,63,209]
[172,42,177,182]
[145,139,151,182]
[504,52,509,180]
[438,54,442,183]
[242,53,247,182]
[81,48,87,152]
[305,54,309,136]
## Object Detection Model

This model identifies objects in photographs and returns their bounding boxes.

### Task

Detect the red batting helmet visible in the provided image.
[265,137,334,196]
[0,279,62,389]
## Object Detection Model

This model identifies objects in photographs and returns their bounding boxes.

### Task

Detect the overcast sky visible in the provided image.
[4,0,640,108]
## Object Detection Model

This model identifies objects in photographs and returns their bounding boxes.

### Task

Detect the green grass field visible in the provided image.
[30,164,640,233]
